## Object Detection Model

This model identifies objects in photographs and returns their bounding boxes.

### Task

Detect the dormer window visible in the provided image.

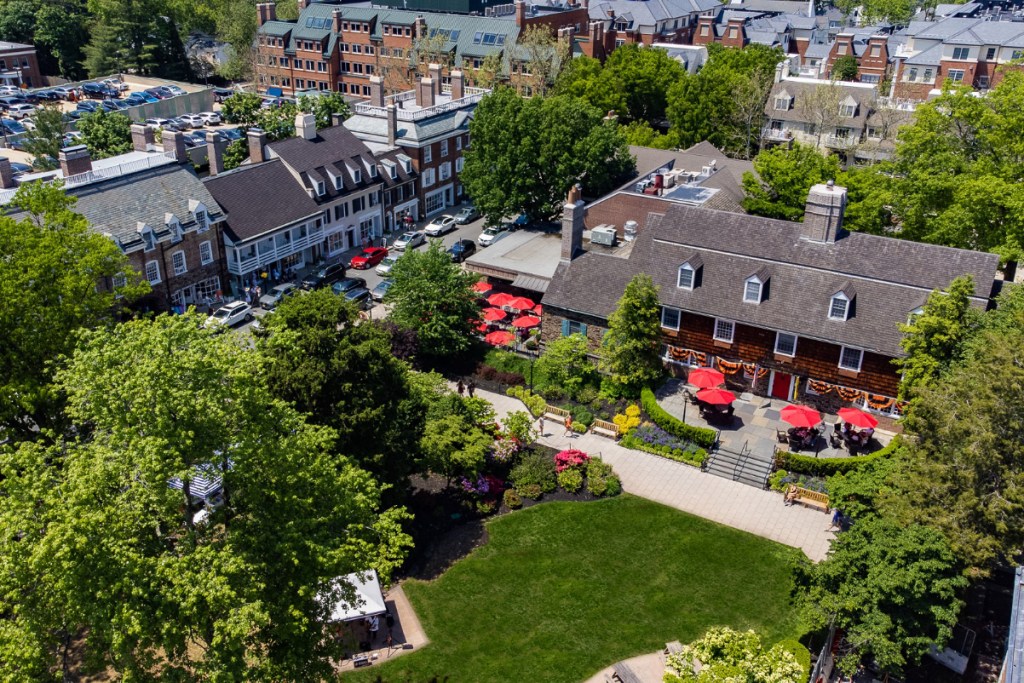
[774,91,792,111]
[369,163,378,178]
[189,200,209,233]
[908,306,925,323]
[677,255,703,290]
[138,224,155,252]
[316,181,325,196]
[166,215,182,243]
[389,164,397,179]
[829,292,851,320]
[839,97,857,117]
[744,268,769,303]
[353,168,361,183]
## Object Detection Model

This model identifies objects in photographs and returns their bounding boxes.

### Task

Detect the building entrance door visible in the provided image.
[770,371,792,401]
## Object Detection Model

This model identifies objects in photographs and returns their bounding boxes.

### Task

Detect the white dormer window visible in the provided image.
[167,216,182,243]
[333,173,343,190]
[744,276,764,303]
[316,181,325,196]
[353,168,362,183]
[839,97,857,117]
[138,224,155,252]
[678,264,695,290]
[829,292,850,320]
[774,93,792,111]
[908,306,925,323]
[369,163,378,178]
[389,164,397,179]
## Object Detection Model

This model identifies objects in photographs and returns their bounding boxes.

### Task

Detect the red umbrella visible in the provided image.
[696,388,735,405]
[484,330,515,346]
[472,281,492,294]
[474,321,489,333]
[837,407,878,429]
[506,296,536,311]
[482,307,507,322]
[688,367,725,390]
[487,292,514,307]
[532,304,543,315]
[511,315,540,328]
[780,404,822,429]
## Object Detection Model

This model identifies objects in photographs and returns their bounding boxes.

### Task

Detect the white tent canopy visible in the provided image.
[327,569,387,622]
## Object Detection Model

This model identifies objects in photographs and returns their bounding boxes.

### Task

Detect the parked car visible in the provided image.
[300,261,346,290]
[165,85,187,96]
[423,214,457,236]
[124,93,149,107]
[76,101,100,113]
[331,277,367,295]
[62,110,84,122]
[258,282,298,310]
[344,287,373,309]
[0,85,20,96]
[144,117,174,129]
[100,99,122,113]
[51,86,78,100]
[204,301,253,329]
[371,279,393,302]
[348,246,388,270]
[448,239,477,262]
[182,132,206,148]
[1,118,26,135]
[477,225,510,248]
[453,205,480,225]
[9,161,32,176]
[33,89,60,101]
[130,91,159,103]
[375,256,397,277]
[212,87,235,103]
[82,82,118,99]
[198,111,221,125]
[220,127,244,141]
[169,116,194,130]
[145,86,173,100]
[101,78,129,92]
[0,96,27,111]
[178,113,206,128]
[392,230,425,251]
[6,103,37,120]
[19,117,35,131]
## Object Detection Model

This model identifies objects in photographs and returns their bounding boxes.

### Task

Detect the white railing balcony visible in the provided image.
[353,87,490,122]
[228,227,324,275]
[824,134,858,149]
[763,127,793,141]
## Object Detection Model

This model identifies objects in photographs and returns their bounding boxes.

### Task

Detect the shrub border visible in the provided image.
[774,437,902,476]
[640,387,718,450]
[620,432,707,468]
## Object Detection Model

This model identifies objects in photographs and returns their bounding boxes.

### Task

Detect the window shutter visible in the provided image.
[561,319,570,336]
[580,323,588,336]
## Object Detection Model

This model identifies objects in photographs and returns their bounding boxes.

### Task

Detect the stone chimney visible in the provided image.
[450,69,465,100]
[387,103,397,147]
[161,130,187,163]
[428,63,443,97]
[333,8,344,34]
[560,184,585,264]
[206,131,228,176]
[774,59,786,84]
[59,145,92,178]
[332,112,346,127]
[0,157,15,189]
[516,0,527,27]
[417,77,436,108]
[296,112,316,140]
[257,2,277,27]
[248,129,267,164]
[802,181,847,243]
[130,123,154,152]
[369,75,384,107]
[414,15,427,40]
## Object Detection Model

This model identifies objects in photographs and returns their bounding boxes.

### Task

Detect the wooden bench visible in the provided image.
[608,661,643,683]
[785,485,830,513]
[664,640,683,655]
[591,419,620,439]
[543,404,570,423]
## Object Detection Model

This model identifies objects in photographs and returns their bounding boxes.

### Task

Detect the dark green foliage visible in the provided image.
[77,110,132,160]
[831,54,859,81]
[742,143,843,221]
[620,431,708,468]
[774,438,902,477]
[602,275,664,396]
[19,105,65,169]
[503,488,522,509]
[510,451,557,496]
[639,388,717,449]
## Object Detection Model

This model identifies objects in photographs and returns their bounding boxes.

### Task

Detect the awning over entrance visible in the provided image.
[511,274,550,293]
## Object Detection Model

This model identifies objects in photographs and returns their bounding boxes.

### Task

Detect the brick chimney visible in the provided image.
[248,129,267,163]
[515,0,527,27]
[387,103,397,147]
[560,184,585,264]
[333,8,343,34]
[130,123,154,152]
[369,75,384,107]
[59,145,92,177]
[296,112,316,140]
[0,157,15,189]
[206,131,228,176]
[417,77,436,108]
[161,130,187,163]
[802,181,847,243]
[414,15,427,40]
[257,2,277,27]
[450,69,465,100]
[428,63,443,97]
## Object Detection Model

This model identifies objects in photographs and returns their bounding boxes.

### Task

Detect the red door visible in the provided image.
[770,372,792,401]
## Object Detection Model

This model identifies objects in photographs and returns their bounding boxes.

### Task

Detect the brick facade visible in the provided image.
[0,42,45,88]
[129,228,226,313]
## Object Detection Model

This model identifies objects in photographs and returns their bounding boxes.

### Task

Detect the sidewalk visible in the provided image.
[478,387,834,562]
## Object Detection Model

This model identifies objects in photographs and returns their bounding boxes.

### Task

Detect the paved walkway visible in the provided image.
[334,584,429,672]
[584,652,665,683]
[480,388,833,562]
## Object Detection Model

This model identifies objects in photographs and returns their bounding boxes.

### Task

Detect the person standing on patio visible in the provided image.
[538,415,545,436]
[467,380,476,398]
[564,415,573,437]
[456,379,465,396]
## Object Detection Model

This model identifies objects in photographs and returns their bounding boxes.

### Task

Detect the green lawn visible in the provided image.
[347,495,803,682]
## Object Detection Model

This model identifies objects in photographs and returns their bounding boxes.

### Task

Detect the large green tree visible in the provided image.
[600,274,663,397]
[85,0,191,79]
[384,240,480,359]
[0,0,88,79]
[535,333,597,399]
[463,87,635,224]
[77,110,133,160]
[420,413,493,486]
[299,91,351,129]
[0,313,412,680]
[19,104,65,170]
[257,290,425,496]
[742,143,843,221]
[0,182,145,443]
[804,518,966,676]
[222,91,265,128]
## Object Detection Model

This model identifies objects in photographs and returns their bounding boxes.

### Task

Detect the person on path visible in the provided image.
[467,380,476,398]
[456,379,465,396]
[367,614,380,643]
[829,508,842,531]
[564,415,573,437]
[538,415,545,437]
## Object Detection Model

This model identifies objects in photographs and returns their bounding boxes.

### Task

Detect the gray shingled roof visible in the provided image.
[545,202,998,357]
[267,124,381,200]
[67,164,223,253]
[766,79,879,128]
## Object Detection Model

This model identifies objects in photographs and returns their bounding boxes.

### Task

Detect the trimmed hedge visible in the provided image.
[640,387,717,450]
[774,640,811,681]
[775,437,902,476]
[620,432,708,468]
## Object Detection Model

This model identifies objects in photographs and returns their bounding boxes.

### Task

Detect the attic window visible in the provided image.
[167,216,182,243]
[677,256,702,290]
[194,209,207,232]
[334,174,343,190]
[353,168,362,183]
[316,180,326,196]
[839,102,856,117]
[744,276,764,303]
[829,292,851,320]
[369,163,378,178]
[389,165,397,179]
[774,94,791,111]
[139,225,155,252]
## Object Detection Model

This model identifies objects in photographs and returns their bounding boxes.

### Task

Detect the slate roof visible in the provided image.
[266,125,383,201]
[344,106,474,150]
[204,159,321,243]
[66,164,224,253]
[545,202,999,357]
[766,78,879,129]
[589,0,719,29]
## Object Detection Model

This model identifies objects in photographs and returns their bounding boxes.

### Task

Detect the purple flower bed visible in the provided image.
[632,424,700,454]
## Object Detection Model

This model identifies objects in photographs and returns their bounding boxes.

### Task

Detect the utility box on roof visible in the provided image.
[590,225,617,247]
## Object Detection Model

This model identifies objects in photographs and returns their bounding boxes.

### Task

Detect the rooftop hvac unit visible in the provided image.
[590,225,618,246]
[623,220,638,241]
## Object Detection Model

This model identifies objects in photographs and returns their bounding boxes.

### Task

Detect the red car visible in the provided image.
[349,246,389,270]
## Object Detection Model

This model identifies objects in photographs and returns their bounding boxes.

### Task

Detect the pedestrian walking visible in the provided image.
[456,379,465,396]
[255,285,262,300]
[564,415,573,437]
[829,508,842,530]
[538,415,545,436]
[467,380,476,398]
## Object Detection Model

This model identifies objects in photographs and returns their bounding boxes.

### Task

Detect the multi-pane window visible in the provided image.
[195,210,208,232]
[145,260,161,285]
[171,251,187,276]
[661,306,681,330]
[713,319,734,343]
[678,264,694,289]
[829,294,849,320]
[839,346,863,372]
[951,47,970,60]
[743,278,763,303]
[440,140,448,157]
[423,146,432,164]
[775,332,797,357]
[947,69,965,82]
[200,240,213,265]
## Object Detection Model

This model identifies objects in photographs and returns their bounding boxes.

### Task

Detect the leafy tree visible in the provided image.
[82,17,126,77]
[0,182,146,443]
[0,313,412,680]
[554,55,625,118]
[468,52,504,89]
[804,518,966,675]
[19,104,65,169]
[825,449,904,522]
[299,91,351,129]
[463,87,635,224]
[600,274,663,397]
[664,626,804,683]
[502,410,537,445]
[85,0,191,79]
[0,0,36,45]
[832,54,859,81]
[35,0,89,79]
[895,275,978,399]
[535,333,596,398]
[732,65,777,159]
[257,101,299,141]
[256,290,425,496]
[223,137,248,170]
[221,91,264,127]
[516,25,563,98]
[77,110,132,160]
[742,143,842,220]
[420,413,493,486]
[384,240,480,359]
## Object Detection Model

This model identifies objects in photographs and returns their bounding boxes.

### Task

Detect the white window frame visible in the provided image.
[455,157,464,173]
[677,264,695,290]
[199,240,213,265]
[947,69,965,83]
[774,331,797,357]
[661,306,681,330]
[422,168,435,187]
[774,96,790,111]
[839,346,863,372]
[171,251,187,276]
[829,293,850,320]
[713,318,734,343]
[316,181,325,196]
[440,139,449,157]
[145,260,161,285]
[743,277,763,303]
[839,104,856,117]
[194,209,208,232]
[423,146,432,164]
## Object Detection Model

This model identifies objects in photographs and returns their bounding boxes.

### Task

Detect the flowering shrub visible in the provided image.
[491,436,520,463]
[557,468,584,493]
[510,451,556,496]
[459,474,505,497]
[612,404,641,432]
[621,422,707,468]
[554,449,590,473]
[664,626,804,683]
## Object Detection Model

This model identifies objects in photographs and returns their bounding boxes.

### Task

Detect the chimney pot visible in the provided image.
[387,104,397,147]
[296,112,317,140]
[561,184,585,263]
[428,63,443,97]
[369,75,384,107]
[417,77,436,108]
[802,183,847,243]
[161,130,188,164]
[206,131,228,176]
[451,70,465,99]
[130,123,154,152]
[248,129,268,164]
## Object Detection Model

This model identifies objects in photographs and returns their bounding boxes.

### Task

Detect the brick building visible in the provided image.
[542,183,999,417]
[0,41,44,88]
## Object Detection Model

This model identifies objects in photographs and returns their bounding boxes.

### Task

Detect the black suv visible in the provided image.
[448,239,477,263]
[82,82,118,99]
[301,262,346,290]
